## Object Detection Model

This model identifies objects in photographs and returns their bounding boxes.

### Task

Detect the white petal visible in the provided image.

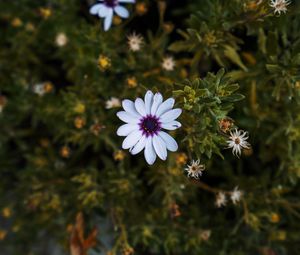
[161,121,181,130]
[130,135,146,155]
[150,93,163,115]
[99,5,110,18]
[118,0,135,3]
[90,4,103,15]
[117,111,139,124]
[122,99,140,117]
[122,130,143,149]
[144,137,156,165]
[153,135,167,160]
[160,109,182,123]
[114,6,129,18]
[156,98,175,116]
[159,131,178,152]
[117,124,138,136]
[104,8,113,31]
[135,98,147,116]
[144,91,153,114]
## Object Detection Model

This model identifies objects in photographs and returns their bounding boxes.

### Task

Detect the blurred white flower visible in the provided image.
[215,192,227,208]
[117,90,182,165]
[230,186,243,204]
[162,56,175,71]
[33,83,46,96]
[106,97,121,109]
[90,0,135,31]
[200,230,211,241]
[55,33,68,47]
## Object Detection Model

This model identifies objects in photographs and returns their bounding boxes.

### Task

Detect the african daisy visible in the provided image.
[116,90,182,165]
[90,0,135,31]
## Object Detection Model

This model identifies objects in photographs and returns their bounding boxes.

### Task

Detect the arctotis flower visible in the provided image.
[90,0,135,31]
[117,91,182,165]
[226,129,250,157]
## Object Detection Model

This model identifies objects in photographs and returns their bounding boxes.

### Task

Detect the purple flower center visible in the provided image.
[104,0,118,7]
[139,115,161,137]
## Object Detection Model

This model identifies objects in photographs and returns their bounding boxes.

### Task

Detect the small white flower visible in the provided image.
[200,230,211,241]
[127,32,143,52]
[90,0,135,31]
[215,192,227,208]
[162,56,175,71]
[185,159,205,179]
[106,97,121,109]
[230,186,243,204]
[117,90,182,165]
[180,184,186,189]
[32,83,46,96]
[226,129,250,157]
[55,32,68,47]
[269,0,291,15]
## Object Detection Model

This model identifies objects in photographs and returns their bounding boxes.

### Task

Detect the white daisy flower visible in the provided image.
[185,159,205,179]
[230,186,243,205]
[226,129,250,157]
[269,0,291,15]
[127,32,143,52]
[116,90,182,165]
[106,97,121,109]
[215,192,227,208]
[90,0,135,31]
[162,56,175,71]
[55,32,68,47]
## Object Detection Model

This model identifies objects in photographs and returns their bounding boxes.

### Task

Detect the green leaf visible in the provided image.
[173,90,184,96]
[169,41,191,52]
[266,64,281,73]
[222,93,245,102]
[258,28,267,54]
[224,45,248,71]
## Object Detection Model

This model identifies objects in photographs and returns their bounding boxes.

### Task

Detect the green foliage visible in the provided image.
[1,0,300,255]
[173,69,244,159]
